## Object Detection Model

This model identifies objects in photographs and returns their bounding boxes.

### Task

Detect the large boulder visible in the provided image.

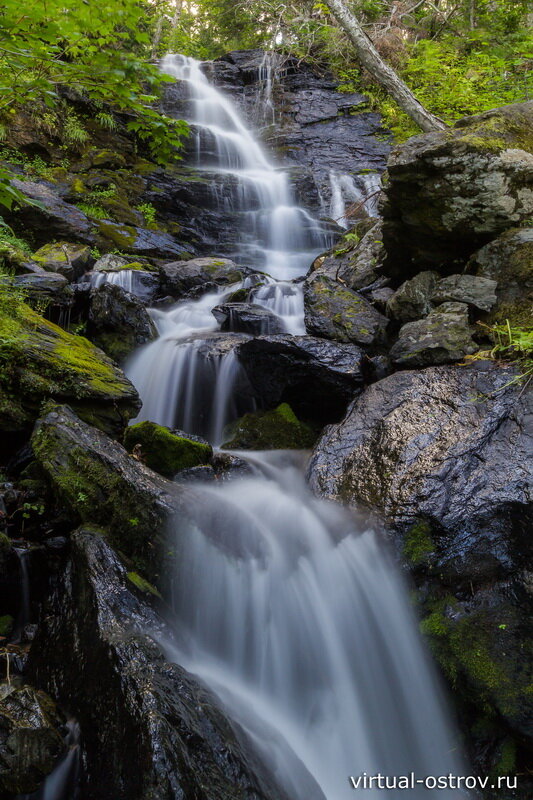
[31,405,187,583]
[28,529,287,800]
[87,283,157,362]
[468,226,533,327]
[308,364,533,765]
[95,221,189,260]
[7,180,95,246]
[212,303,285,335]
[0,304,139,436]
[0,682,65,795]
[310,220,385,292]
[237,334,368,424]
[160,257,243,297]
[382,101,533,276]
[386,270,439,322]
[431,274,498,312]
[389,302,478,367]
[222,403,316,450]
[31,242,92,281]
[303,274,388,348]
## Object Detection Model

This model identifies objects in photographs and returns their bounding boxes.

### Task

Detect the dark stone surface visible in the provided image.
[87,283,157,362]
[6,181,95,246]
[389,301,478,367]
[237,334,367,423]
[28,529,289,800]
[160,257,243,298]
[212,302,285,335]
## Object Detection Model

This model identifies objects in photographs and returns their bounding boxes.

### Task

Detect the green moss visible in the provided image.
[97,221,137,250]
[222,403,317,450]
[492,738,517,778]
[402,519,434,567]
[0,614,13,637]
[127,571,162,598]
[124,421,212,478]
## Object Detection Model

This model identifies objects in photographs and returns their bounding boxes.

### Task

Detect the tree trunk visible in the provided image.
[323,0,447,132]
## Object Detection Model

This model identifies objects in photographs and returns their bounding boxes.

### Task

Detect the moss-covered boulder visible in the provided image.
[32,242,92,281]
[0,303,139,435]
[382,101,533,276]
[124,421,212,478]
[468,227,533,328]
[0,683,65,795]
[96,220,187,259]
[309,219,385,292]
[31,406,188,583]
[303,274,388,348]
[87,283,156,362]
[159,257,243,298]
[222,403,316,450]
[389,302,478,367]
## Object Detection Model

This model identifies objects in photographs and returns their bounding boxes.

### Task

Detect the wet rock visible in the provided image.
[124,421,213,479]
[308,363,532,580]
[304,274,388,348]
[87,283,157,362]
[29,529,289,800]
[382,101,533,276]
[160,257,243,297]
[31,405,189,583]
[386,271,439,322]
[31,242,92,281]
[211,452,255,481]
[13,273,72,320]
[212,302,285,334]
[96,220,188,260]
[468,226,533,326]
[390,302,477,367]
[174,465,217,484]
[431,274,498,312]
[237,334,367,423]
[6,181,95,246]
[222,403,316,450]
[0,682,65,794]
[0,304,139,436]
[310,219,385,292]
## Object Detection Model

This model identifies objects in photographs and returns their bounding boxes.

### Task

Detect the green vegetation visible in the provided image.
[402,520,434,568]
[127,571,162,598]
[480,319,533,387]
[124,421,213,478]
[222,403,317,450]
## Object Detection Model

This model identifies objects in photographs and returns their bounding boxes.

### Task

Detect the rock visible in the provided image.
[84,268,160,305]
[6,180,95,246]
[307,363,533,751]
[13,273,72,317]
[124,421,213,478]
[96,220,189,260]
[31,405,188,583]
[212,303,285,334]
[468,227,533,327]
[237,335,367,424]
[31,242,92,281]
[390,302,477,367]
[386,271,439,322]
[87,283,157,362]
[431,274,498,312]
[0,682,65,794]
[160,257,243,297]
[222,403,316,450]
[0,304,139,436]
[382,101,533,275]
[28,529,288,800]
[304,274,388,348]
[310,220,386,292]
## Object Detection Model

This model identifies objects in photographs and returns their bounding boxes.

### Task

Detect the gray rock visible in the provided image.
[468,226,533,327]
[390,302,477,366]
[382,101,533,275]
[160,257,243,297]
[237,334,367,423]
[14,272,69,297]
[96,220,188,260]
[212,303,285,335]
[386,271,439,322]
[304,274,388,348]
[310,219,385,292]
[0,682,65,794]
[93,253,131,272]
[87,283,157,362]
[31,242,92,280]
[28,529,288,800]
[5,181,95,246]
[431,274,498,311]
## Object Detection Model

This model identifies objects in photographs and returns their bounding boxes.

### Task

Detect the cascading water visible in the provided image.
[85,269,146,297]
[329,170,382,227]
[165,452,469,799]
[126,54,329,437]
[18,720,81,800]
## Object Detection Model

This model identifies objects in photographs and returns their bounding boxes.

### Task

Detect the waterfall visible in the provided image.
[85,269,146,296]
[329,171,382,227]
[165,452,469,800]
[18,720,81,800]
[12,547,31,642]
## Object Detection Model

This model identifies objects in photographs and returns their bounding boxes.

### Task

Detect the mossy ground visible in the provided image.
[222,403,317,450]
[124,421,212,478]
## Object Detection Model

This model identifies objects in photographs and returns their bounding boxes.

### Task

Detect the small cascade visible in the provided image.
[329,170,382,227]
[165,452,469,800]
[19,720,81,800]
[12,547,31,641]
[255,51,278,125]
[250,280,305,335]
[160,54,330,280]
[85,269,151,300]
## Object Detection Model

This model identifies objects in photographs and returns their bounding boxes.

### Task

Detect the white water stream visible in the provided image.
[124,54,469,800]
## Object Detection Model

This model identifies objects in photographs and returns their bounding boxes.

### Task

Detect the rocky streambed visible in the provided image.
[0,51,531,799]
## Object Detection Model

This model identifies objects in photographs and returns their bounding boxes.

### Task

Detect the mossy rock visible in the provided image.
[32,242,91,280]
[0,614,13,637]
[222,403,317,450]
[124,422,212,478]
[0,302,139,435]
[402,519,435,569]
[126,571,162,599]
